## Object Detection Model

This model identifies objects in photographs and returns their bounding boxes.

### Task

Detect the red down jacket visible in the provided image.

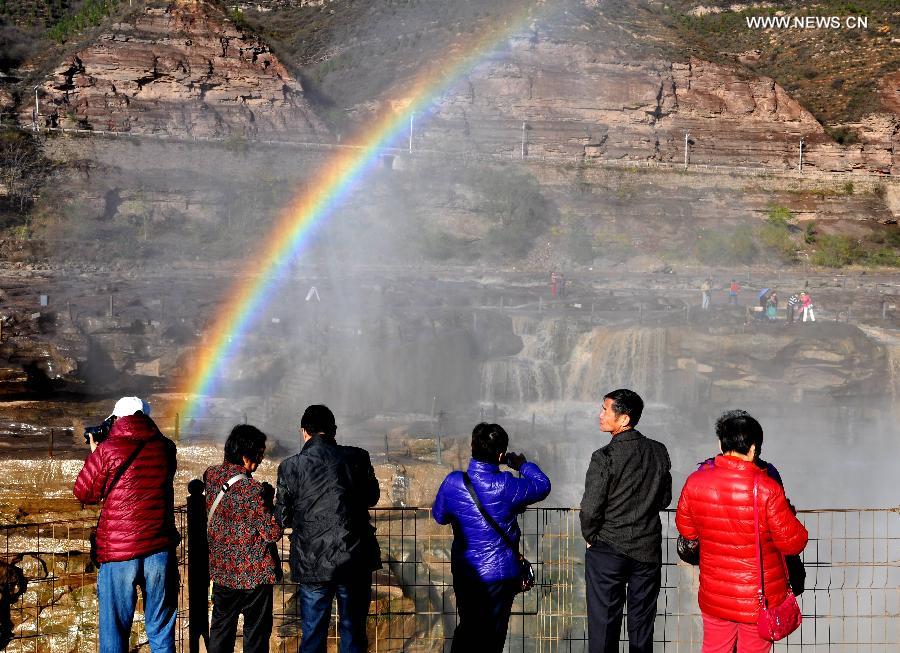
[74,414,178,563]
[675,455,808,623]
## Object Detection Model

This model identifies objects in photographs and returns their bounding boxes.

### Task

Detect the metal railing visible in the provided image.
[0,507,897,652]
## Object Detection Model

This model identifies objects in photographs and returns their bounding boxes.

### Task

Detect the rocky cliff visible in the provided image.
[27,0,327,140]
[418,39,896,174]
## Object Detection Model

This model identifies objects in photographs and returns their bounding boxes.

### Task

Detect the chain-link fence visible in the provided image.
[1,507,897,652]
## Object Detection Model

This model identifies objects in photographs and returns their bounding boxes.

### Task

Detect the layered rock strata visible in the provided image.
[419,39,897,174]
[29,0,327,140]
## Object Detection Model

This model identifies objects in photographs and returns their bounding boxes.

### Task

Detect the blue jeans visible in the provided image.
[297,575,371,653]
[97,549,177,653]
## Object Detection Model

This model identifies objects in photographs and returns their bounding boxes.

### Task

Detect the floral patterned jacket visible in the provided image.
[204,462,283,589]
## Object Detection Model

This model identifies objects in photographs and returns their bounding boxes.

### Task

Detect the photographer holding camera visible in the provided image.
[432,423,551,653]
[74,397,179,653]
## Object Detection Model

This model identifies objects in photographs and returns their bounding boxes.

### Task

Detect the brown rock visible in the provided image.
[28,0,328,141]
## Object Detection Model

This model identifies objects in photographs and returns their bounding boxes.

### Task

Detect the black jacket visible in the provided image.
[274,435,381,583]
[579,429,672,564]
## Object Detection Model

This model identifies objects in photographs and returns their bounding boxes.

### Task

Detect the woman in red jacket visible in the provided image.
[676,411,808,653]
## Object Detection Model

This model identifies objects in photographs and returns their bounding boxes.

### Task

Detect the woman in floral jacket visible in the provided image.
[204,424,283,653]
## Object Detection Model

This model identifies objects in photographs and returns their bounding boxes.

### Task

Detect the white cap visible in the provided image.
[109,396,150,419]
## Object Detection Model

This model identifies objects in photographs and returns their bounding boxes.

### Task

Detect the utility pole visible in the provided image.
[409,111,414,154]
[683,132,690,167]
[521,121,527,159]
[798,137,804,173]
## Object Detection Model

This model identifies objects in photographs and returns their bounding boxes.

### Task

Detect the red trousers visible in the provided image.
[701,613,772,653]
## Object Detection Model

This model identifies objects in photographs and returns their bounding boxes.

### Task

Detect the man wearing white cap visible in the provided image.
[74,397,179,653]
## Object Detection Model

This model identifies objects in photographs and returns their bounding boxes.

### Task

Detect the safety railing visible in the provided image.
[0,506,897,652]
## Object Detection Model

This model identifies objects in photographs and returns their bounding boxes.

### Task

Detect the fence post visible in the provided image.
[48,428,54,458]
[187,479,209,653]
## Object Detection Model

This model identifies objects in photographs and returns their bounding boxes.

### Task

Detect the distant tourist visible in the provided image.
[801,291,816,322]
[550,271,558,297]
[766,291,778,321]
[432,423,550,653]
[676,410,808,652]
[701,278,712,310]
[74,396,179,653]
[787,293,801,325]
[580,389,672,653]
[204,425,282,653]
[274,405,380,653]
[729,279,740,305]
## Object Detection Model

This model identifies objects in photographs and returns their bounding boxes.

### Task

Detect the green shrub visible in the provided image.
[757,221,796,263]
[694,227,759,265]
[811,234,864,267]
[766,205,792,227]
[863,247,900,267]
[471,167,554,259]
[48,0,119,43]
[804,222,817,244]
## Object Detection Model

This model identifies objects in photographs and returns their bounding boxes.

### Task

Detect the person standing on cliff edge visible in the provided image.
[580,389,672,653]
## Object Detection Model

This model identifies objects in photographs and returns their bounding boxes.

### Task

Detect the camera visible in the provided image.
[83,416,115,445]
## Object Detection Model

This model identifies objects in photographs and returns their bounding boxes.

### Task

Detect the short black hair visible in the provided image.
[715,410,763,455]
[603,388,644,427]
[301,404,337,438]
[224,424,267,465]
[471,422,509,463]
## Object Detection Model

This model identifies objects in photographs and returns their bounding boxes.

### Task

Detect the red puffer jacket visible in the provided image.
[74,414,178,562]
[675,455,808,623]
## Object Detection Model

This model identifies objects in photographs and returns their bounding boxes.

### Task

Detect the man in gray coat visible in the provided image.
[580,389,672,653]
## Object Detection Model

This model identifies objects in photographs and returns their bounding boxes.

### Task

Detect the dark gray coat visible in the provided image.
[274,435,381,583]
[579,429,672,564]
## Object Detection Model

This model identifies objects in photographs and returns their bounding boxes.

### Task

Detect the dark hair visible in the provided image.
[603,388,644,427]
[224,424,267,465]
[301,404,337,438]
[471,422,509,463]
[715,410,763,455]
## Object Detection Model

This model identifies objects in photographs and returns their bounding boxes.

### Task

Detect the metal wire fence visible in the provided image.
[0,507,897,652]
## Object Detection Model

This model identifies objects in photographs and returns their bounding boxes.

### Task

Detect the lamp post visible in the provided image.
[32,86,40,131]
[798,136,804,173]
[684,131,690,167]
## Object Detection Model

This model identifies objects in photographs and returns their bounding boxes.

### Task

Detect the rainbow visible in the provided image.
[178,7,537,424]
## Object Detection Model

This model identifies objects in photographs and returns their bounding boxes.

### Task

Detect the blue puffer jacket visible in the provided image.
[432,459,551,582]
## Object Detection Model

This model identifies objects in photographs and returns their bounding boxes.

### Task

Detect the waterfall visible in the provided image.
[481,321,667,405]
[480,317,577,404]
[564,327,667,403]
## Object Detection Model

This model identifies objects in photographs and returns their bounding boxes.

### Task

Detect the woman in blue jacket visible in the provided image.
[432,422,551,653]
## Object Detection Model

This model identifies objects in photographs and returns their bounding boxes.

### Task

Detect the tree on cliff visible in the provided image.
[0,131,50,219]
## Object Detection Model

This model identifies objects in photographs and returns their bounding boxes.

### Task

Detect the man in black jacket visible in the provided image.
[580,389,672,653]
[275,405,380,653]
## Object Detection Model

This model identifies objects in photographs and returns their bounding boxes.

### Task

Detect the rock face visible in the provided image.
[420,38,897,174]
[30,0,327,140]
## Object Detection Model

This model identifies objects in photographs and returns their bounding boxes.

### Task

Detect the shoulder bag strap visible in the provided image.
[208,474,249,524]
[753,475,766,607]
[754,474,794,608]
[100,438,151,501]
[462,472,520,556]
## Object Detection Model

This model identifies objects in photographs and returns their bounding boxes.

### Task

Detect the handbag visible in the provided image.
[462,472,535,593]
[676,534,700,565]
[753,476,802,641]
